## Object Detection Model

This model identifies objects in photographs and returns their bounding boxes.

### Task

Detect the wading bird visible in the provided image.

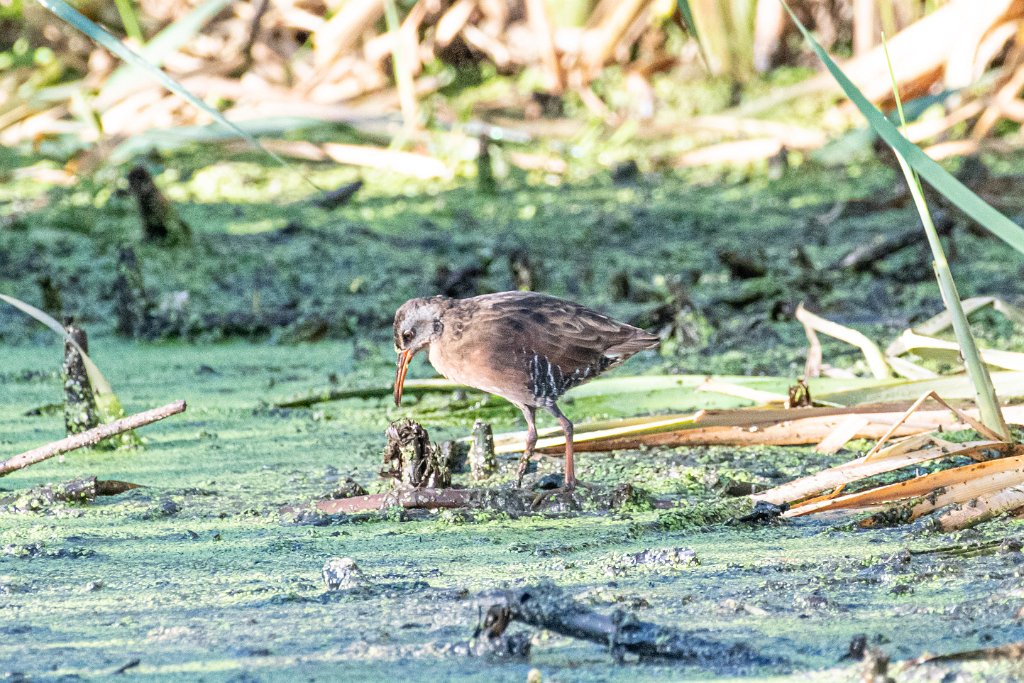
[392,292,659,490]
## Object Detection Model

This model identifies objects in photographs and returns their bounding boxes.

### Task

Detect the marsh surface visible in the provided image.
[2,164,1024,681]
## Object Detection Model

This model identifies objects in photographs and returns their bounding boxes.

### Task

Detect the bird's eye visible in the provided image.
[402,330,415,345]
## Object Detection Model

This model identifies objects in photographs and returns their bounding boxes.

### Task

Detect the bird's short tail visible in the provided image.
[606,329,660,357]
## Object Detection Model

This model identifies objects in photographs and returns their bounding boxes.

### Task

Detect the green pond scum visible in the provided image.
[2,159,1024,681]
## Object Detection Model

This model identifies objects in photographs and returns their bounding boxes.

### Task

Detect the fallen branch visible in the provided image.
[833,219,953,272]
[0,401,187,476]
[0,477,141,509]
[477,584,767,663]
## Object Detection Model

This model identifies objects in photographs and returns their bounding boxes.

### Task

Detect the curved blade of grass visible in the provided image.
[780,0,1024,257]
[0,294,113,397]
[880,33,1010,441]
[676,0,711,72]
[0,294,136,438]
[383,0,418,134]
[103,0,232,97]
[35,0,317,189]
[113,0,143,43]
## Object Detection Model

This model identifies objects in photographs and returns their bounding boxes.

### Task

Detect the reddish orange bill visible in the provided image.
[393,349,413,406]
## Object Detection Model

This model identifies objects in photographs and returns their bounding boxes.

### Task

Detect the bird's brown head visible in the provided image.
[392,297,447,406]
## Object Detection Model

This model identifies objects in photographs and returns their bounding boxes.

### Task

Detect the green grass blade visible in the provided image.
[0,293,113,397]
[34,0,317,189]
[676,0,700,43]
[0,293,138,441]
[676,0,712,72]
[880,34,1010,441]
[780,0,1024,257]
[113,0,143,43]
[102,0,233,96]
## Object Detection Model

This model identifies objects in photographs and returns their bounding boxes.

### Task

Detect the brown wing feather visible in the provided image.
[442,292,658,405]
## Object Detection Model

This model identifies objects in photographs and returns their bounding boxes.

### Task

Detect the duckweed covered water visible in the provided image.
[3,161,1024,680]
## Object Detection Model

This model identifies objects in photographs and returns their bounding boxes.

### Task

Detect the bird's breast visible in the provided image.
[427,338,534,405]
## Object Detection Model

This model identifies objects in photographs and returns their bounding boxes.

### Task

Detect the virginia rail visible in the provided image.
[392,292,659,490]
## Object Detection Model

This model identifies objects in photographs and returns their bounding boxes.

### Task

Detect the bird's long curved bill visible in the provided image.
[393,349,413,406]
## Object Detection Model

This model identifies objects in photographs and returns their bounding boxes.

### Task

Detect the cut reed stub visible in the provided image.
[62,319,99,437]
[114,245,152,338]
[470,419,497,481]
[126,165,191,246]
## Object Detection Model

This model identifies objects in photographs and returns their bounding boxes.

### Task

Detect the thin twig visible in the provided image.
[0,401,187,476]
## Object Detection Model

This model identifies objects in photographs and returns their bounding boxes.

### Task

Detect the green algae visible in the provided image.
[2,155,1024,679]
[3,341,1024,681]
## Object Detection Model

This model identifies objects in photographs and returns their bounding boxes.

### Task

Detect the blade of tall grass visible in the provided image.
[35,0,317,189]
[0,293,137,441]
[113,0,143,43]
[779,0,1024,257]
[0,294,112,396]
[102,0,233,98]
[880,33,1010,441]
[676,0,712,72]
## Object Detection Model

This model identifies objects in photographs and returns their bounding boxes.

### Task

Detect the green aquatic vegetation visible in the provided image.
[2,159,1024,678]
[2,335,1024,680]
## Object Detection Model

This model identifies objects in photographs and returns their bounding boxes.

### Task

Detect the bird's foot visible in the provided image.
[529,479,595,509]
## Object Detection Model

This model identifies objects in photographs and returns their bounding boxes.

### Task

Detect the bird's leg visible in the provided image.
[515,405,537,488]
[549,404,576,490]
[530,405,594,508]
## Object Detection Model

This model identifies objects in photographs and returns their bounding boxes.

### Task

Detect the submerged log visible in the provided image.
[477,583,769,664]
[0,477,141,509]
[314,483,644,516]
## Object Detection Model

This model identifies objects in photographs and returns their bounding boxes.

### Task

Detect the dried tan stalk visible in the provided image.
[677,138,785,167]
[527,404,1024,455]
[796,304,892,379]
[887,329,1024,372]
[885,355,937,380]
[901,99,986,143]
[863,391,1004,461]
[755,438,1001,507]
[312,0,385,70]
[525,0,564,92]
[786,447,1024,518]
[910,296,1024,337]
[814,415,870,454]
[434,0,475,47]
[320,143,451,179]
[973,61,1024,139]
[936,483,1024,530]
[579,0,648,76]
[696,379,787,405]
[461,24,512,69]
